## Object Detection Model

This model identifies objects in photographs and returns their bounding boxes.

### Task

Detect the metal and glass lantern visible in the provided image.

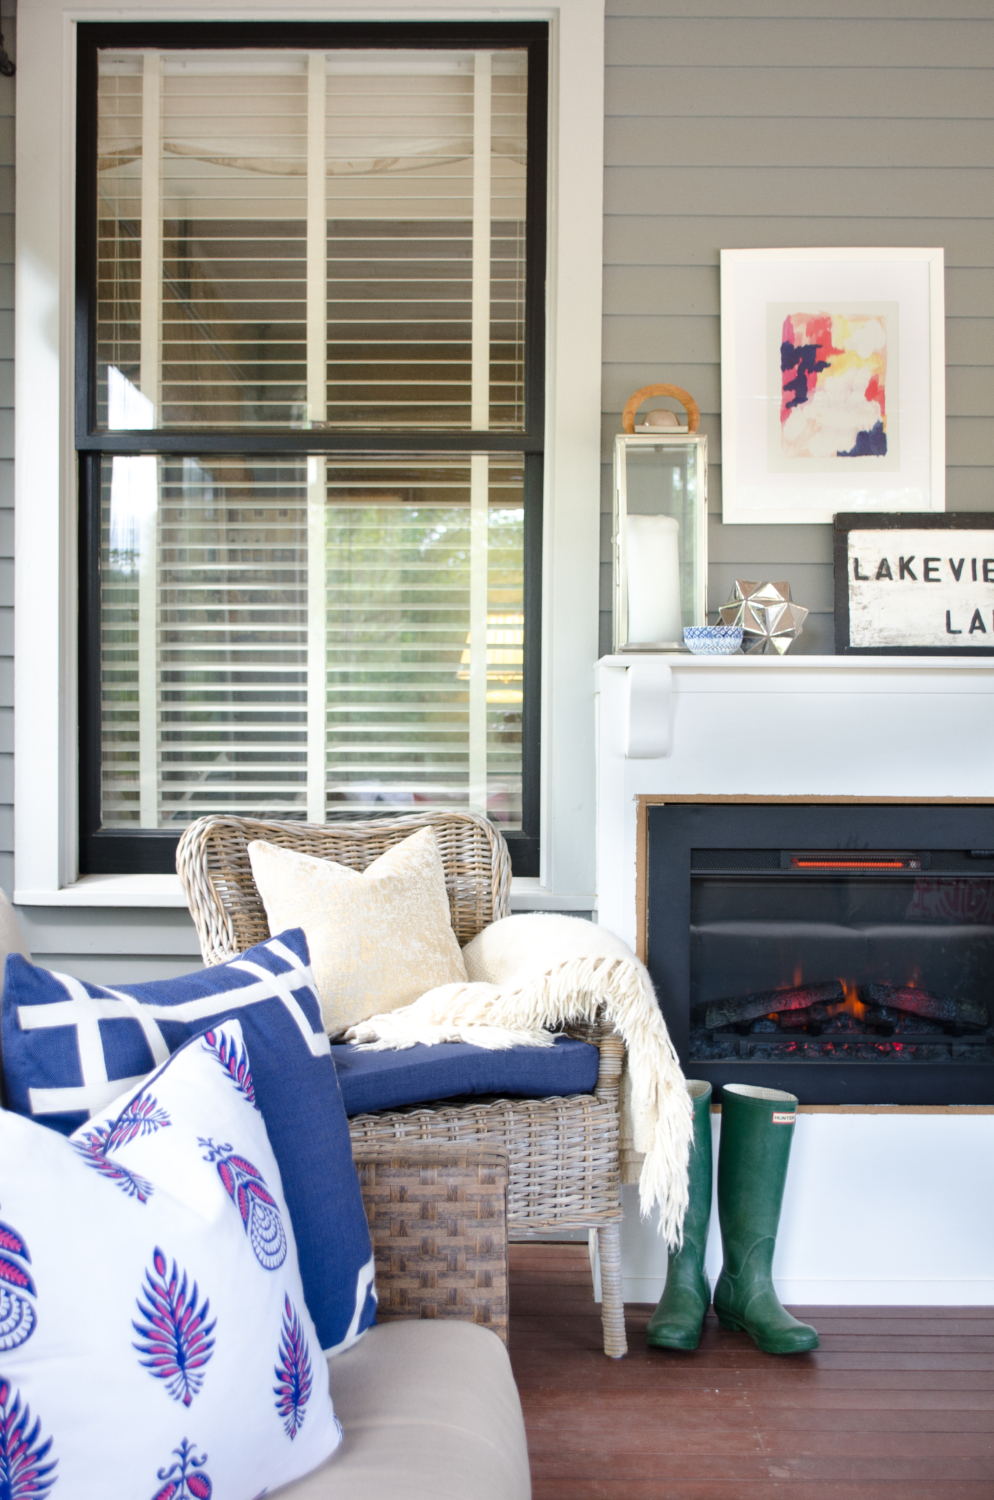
[613,384,708,652]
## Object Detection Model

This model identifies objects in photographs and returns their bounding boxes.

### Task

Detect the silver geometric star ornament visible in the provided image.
[718,580,809,656]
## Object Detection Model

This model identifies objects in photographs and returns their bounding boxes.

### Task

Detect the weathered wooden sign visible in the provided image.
[834,513,994,654]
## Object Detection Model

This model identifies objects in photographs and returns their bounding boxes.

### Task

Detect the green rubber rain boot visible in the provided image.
[712,1084,819,1355]
[646,1080,713,1351]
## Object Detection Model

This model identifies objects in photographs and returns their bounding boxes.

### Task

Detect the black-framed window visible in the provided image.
[76,21,547,876]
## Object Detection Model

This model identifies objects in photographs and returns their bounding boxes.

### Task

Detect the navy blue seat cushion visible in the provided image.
[331,1036,600,1116]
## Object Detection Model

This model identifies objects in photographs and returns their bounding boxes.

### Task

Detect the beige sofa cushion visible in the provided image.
[269,1320,530,1500]
[248,828,467,1037]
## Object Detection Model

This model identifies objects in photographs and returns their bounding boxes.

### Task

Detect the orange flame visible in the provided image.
[839,979,867,1021]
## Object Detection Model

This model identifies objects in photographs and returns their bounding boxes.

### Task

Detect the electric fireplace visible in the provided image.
[645,802,994,1104]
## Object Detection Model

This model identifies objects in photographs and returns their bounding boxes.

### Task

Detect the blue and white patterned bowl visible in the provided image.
[683,625,744,655]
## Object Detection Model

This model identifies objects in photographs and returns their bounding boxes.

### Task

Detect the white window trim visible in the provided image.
[14,0,605,909]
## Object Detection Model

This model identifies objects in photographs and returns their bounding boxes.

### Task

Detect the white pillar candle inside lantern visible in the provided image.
[626,513,683,645]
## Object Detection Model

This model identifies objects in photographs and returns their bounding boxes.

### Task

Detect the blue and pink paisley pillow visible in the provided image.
[0,1019,343,1500]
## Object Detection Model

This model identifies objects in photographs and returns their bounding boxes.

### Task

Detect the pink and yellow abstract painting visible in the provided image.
[779,310,889,461]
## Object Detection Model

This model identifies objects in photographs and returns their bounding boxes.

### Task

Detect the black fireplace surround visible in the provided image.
[645,802,994,1105]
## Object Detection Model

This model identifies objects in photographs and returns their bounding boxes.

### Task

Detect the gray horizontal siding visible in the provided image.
[606,119,993,169]
[604,169,991,218]
[606,68,994,119]
[16,907,203,984]
[605,218,993,267]
[16,908,202,959]
[607,1,994,16]
[601,4,994,658]
[606,19,994,67]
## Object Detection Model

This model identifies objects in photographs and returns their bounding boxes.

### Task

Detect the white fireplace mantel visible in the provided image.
[593,653,994,1306]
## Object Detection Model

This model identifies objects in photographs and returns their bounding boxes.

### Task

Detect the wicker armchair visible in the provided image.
[176,810,627,1357]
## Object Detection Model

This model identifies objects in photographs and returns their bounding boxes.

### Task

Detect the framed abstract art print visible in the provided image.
[720,248,945,525]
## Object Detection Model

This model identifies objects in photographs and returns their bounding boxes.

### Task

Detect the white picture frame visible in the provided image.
[720,247,945,526]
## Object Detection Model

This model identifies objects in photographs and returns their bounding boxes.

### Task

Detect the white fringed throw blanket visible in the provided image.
[345,913,693,1248]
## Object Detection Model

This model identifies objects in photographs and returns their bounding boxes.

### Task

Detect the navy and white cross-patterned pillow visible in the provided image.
[0,929,375,1356]
[0,1019,342,1500]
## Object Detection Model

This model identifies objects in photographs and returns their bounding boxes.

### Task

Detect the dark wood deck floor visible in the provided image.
[508,1244,994,1499]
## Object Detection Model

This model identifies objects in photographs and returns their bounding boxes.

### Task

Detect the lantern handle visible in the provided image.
[621,383,700,435]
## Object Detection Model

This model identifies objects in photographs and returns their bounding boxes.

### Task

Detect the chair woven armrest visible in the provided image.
[354,1144,509,1345]
[564,1008,625,1109]
[594,1021,625,1105]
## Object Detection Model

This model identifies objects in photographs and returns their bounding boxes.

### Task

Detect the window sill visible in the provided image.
[15,875,193,907]
[14,874,597,912]
[507,878,596,912]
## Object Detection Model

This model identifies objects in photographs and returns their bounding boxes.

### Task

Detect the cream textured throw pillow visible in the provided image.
[247,827,468,1036]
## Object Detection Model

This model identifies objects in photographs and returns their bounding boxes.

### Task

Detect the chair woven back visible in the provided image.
[176,811,513,966]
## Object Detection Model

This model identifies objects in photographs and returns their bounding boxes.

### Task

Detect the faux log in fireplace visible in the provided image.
[644,802,994,1104]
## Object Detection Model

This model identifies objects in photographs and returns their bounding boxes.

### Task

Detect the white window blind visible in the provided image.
[322,456,524,822]
[101,454,310,828]
[93,41,534,841]
[100,445,525,830]
[95,49,528,431]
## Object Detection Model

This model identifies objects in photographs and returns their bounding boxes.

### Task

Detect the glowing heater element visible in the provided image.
[791,859,907,870]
